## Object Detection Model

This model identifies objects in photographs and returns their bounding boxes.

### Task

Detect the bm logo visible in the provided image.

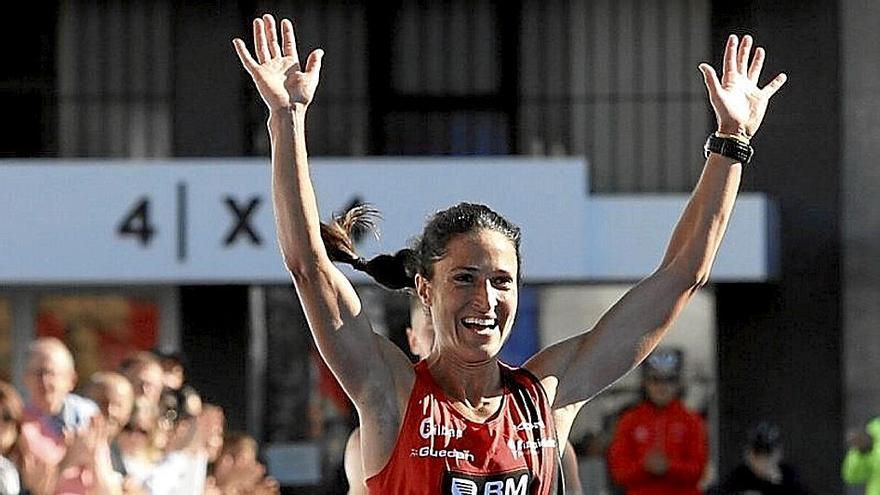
[443,469,532,495]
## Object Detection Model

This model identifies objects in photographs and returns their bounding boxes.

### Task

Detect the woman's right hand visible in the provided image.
[233,14,324,112]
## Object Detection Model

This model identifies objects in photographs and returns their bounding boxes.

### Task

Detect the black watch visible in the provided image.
[703,134,754,164]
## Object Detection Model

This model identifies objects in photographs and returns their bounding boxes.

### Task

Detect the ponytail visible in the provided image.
[321,201,521,290]
[320,205,416,290]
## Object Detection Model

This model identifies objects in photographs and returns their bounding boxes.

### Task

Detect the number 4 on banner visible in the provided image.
[117,197,156,246]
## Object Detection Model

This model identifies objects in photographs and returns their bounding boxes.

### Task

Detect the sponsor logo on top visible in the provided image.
[443,469,532,495]
[420,417,465,440]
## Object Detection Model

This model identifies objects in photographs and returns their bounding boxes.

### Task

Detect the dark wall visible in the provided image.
[180,285,250,432]
[712,1,842,493]
[172,1,249,156]
[0,2,57,157]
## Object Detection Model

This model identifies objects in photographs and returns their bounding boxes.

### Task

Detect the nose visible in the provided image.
[472,279,498,313]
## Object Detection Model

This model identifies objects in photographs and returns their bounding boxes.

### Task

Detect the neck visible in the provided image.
[425,354,503,408]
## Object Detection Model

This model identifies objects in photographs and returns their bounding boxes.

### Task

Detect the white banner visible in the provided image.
[0,158,775,284]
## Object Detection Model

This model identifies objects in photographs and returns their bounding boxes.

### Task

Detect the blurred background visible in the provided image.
[0,0,877,494]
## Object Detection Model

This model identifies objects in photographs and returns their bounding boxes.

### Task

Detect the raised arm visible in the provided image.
[232,15,413,412]
[526,35,787,429]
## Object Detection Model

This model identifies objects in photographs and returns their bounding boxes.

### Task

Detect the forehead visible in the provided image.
[437,229,518,274]
[27,347,73,371]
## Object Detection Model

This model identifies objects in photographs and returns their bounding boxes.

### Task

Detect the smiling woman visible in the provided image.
[233,13,786,495]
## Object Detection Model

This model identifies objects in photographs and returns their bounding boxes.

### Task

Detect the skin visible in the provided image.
[23,339,78,416]
[345,299,434,495]
[126,362,164,409]
[85,372,134,439]
[645,376,679,408]
[234,15,786,482]
[0,383,22,456]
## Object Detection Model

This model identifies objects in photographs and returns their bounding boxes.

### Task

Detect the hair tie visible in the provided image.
[352,257,368,271]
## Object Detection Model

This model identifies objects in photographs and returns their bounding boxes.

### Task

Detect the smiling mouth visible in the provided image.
[461,317,498,333]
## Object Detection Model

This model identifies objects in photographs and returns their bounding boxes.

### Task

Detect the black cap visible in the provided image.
[643,348,683,379]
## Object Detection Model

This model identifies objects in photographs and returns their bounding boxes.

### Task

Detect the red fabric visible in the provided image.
[607,399,708,495]
[366,361,558,495]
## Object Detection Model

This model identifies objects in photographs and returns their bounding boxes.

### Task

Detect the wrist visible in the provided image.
[716,124,751,141]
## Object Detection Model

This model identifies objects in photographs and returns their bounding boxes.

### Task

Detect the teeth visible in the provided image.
[463,317,496,327]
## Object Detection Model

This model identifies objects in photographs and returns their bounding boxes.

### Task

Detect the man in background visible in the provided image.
[607,348,707,495]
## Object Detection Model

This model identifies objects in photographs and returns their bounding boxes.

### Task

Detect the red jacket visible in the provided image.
[607,399,708,495]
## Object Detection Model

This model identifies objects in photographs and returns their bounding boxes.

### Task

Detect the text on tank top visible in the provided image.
[365,360,559,495]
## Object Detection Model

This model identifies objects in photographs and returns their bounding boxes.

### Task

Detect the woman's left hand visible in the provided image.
[699,34,787,139]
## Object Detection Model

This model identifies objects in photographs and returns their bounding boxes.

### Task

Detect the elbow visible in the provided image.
[283,252,323,284]
[660,257,711,293]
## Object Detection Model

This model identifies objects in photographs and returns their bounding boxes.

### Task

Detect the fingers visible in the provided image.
[761,72,788,98]
[253,18,271,64]
[747,46,765,82]
[232,39,257,75]
[698,63,721,100]
[263,14,282,59]
[280,18,299,62]
[305,49,324,76]
[722,34,738,77]
[736,35,753,75]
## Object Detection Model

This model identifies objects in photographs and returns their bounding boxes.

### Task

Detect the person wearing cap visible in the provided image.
[607,348,708,495]
[710,422,810,494]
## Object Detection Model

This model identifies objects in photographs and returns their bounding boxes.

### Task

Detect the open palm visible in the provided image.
[233,14,323,112]
[699,35,787,139]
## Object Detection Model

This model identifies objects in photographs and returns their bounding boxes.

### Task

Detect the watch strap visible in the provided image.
[703,133,754,164]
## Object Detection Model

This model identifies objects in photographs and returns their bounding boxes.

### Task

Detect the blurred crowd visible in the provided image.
[10,335,879,495]
[0,337,278,495]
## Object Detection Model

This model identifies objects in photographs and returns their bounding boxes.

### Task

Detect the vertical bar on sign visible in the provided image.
[177,182,187,262]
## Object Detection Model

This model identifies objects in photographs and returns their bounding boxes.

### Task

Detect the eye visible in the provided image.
[492,276,514,289]
[453,273,474,284]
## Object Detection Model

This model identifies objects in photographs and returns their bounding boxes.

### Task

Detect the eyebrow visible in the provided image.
[451,266,514,276]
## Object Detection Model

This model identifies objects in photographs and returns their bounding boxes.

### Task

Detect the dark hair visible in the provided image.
[0,380,23,457]
[321,202,521,290]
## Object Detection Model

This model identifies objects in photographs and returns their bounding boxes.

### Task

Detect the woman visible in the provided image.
[233,15,786,494]
[0,381,23,495]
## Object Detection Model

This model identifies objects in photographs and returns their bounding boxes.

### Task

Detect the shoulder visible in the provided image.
[673,400,705,422]
[66,393,99,414]
[64,393,100,426]
[346,427,361,453]
[866,417,880,437]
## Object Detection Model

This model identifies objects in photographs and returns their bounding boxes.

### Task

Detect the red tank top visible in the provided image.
[365,360,559,495]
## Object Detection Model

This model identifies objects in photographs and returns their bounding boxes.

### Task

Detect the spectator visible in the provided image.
[118,399,220,495]
[18,337,124,495]
[119,353,164,413]
[154,351,201,430]
[607,349,708,495]
[842,417,880,494]
[1,381,24,495]
[209,431,279,495]
[84,372,144,494]
[710,422,810,495]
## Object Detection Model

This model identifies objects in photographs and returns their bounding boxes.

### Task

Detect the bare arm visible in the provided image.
[526,35,787,423]
[232,15,413,414]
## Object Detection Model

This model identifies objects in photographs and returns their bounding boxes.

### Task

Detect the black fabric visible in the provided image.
[708,463,811,495]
